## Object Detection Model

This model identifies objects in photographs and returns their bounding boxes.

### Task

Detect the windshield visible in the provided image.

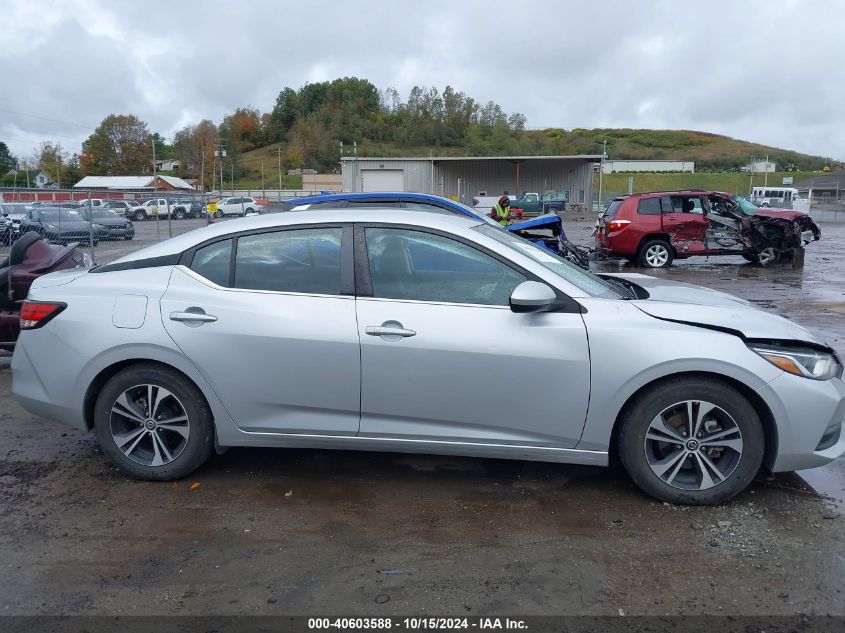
[445,199,499,226]
[2,204,28,215]
[91,209,120,219]
[40,209,84,222]
[474,224,621,298]
[732,195,759,215]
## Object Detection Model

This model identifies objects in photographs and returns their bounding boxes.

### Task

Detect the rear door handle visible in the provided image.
[170,310,218,323]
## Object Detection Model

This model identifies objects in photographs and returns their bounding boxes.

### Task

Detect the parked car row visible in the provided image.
[1,205,135,246]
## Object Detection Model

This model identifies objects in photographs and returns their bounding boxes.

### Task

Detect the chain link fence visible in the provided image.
[0,187,330,267]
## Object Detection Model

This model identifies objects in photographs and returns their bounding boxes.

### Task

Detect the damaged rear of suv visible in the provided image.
[595,189,821,268]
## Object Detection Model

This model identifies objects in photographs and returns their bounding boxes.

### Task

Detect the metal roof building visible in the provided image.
[74,175,195,191]
[341,155,603,208]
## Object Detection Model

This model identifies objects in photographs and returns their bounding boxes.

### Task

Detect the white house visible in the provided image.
[746,160,776,173]
[154,159,181,171]
[5,169,56,188]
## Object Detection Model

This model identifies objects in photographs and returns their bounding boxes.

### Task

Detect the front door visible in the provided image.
[661,194,709,254]
[161,226,361,435]
[355,226,591,448]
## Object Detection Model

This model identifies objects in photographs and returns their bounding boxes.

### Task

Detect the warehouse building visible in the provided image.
[341,155,603,208]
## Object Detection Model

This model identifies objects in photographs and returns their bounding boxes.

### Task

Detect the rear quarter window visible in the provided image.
[604,199,624,217]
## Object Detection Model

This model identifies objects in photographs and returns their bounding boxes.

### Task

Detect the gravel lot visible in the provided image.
[0,214,843,616]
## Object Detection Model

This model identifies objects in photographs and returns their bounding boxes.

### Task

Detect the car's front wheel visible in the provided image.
[638,239,674,268]
[94,364,214,480]
[618,376,764,505]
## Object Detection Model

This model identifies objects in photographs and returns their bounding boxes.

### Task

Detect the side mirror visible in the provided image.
[509,281,557,313]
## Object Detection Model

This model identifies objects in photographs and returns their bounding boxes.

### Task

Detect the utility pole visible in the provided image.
[56,141,62,188]
[597,139,607,213]
[764,153,769,188]
[200,146,205,194]
[261,161,265,200]
[276,145,283,193]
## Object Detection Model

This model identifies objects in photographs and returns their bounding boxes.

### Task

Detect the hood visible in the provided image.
[602,272,823,344]
[753,207,806,221]
[508,214,562,231]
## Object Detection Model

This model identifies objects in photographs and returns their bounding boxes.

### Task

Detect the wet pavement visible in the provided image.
[0,217,843,616]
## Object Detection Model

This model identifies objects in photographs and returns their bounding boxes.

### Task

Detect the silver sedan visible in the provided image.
[11,209,845,505]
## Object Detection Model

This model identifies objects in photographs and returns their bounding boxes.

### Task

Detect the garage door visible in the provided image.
[362,169,405,192]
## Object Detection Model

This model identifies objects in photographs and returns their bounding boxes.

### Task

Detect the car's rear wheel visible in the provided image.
[618,376,764,505]
[133,210,146,221]
[638,239,674,268]
[174,209,186,220]
[94,364,214,480]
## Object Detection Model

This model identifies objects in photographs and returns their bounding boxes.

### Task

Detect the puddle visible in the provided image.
[796,459,845,511]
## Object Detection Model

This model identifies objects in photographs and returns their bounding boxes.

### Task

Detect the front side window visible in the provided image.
[474,224,620,299]
[365,227,526,306]
[235,228,343,295]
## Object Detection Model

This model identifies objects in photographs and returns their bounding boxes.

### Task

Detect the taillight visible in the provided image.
[608,219,631,232]
[20,301,67,330]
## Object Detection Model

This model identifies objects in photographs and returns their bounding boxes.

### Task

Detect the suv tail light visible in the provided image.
[20,301,67,330]
[608,219,631,232]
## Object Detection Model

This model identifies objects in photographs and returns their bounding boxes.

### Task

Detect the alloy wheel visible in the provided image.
[109,384,190,467]
[645,244,669,267]
[643,400,744,490]
[757,247,778,266]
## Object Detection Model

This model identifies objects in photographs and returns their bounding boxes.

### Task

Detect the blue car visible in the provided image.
[281,192,589,267]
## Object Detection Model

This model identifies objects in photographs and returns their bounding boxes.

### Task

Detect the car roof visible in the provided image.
[107,208,485,265]
[288,191,464,206]
[614,189,716,199]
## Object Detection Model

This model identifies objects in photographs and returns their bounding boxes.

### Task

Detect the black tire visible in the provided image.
[94,363,214,480]
[133,210,146,221]
[617,376,764,505]
[174,209,186,220]
[742,253,757,263]
[245,207,254,215]
[638,239,674,268]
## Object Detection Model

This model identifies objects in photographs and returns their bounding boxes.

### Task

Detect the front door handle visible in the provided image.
[170,310,218,323]
[366,326,416,337]
[365,320,416,341]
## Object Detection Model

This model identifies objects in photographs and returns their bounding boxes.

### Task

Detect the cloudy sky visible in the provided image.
[1,0,843,161]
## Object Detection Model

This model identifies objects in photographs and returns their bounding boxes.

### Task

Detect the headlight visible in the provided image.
[749,343,842,380]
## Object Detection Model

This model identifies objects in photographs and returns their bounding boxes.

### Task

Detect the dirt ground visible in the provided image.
[0,217,843,616]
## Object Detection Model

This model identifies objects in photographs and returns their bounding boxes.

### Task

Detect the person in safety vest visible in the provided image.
[489,195,512,226]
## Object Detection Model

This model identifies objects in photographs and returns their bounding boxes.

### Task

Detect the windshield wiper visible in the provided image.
[599,276,638,300]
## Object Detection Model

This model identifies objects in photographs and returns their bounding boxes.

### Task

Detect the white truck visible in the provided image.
[130,198,172,221]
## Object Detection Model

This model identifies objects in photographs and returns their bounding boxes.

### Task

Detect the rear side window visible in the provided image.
[636,198,662,215]
[191,239,232,287]
[604,199,624,217]
[234,228,343,295]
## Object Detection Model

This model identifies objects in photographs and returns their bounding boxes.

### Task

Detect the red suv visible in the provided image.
[594,190,820,267]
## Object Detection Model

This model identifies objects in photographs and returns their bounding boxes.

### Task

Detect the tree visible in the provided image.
[35,141,65,187]
[82,114,152,175]
[0,141,15,174]
[173,119,218,189]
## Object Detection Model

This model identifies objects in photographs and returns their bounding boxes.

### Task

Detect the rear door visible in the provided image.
[161,224,361,434]
[661,194,708,254]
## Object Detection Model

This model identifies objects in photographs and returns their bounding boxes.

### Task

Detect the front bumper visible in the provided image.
[758,372,845,472]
